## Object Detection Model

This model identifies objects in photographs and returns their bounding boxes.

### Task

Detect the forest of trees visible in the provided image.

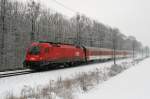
[0,0,149,70]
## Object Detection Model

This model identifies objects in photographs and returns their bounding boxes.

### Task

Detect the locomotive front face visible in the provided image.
[26,45,43,61]
[23,43,53,69]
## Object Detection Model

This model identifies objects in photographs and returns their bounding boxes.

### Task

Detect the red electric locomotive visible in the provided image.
[23,41,130,70]
[24,42,86,69]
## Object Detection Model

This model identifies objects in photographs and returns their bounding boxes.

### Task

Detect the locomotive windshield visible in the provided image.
[28,46,40,55]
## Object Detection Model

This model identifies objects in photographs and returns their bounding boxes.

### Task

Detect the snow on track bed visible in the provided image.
[0,58,132,98]
[0,69,30,75]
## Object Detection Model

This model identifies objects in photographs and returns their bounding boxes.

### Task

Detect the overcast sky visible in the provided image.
[23,0,150,47]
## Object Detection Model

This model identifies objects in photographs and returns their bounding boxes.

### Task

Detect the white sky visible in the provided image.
[23,0,150,47]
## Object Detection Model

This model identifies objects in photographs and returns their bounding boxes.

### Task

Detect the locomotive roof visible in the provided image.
[31,42,81,48]
[31,42,131,52]
[39,41,76,45]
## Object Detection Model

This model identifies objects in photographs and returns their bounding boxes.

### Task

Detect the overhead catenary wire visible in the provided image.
[50,0,78,14]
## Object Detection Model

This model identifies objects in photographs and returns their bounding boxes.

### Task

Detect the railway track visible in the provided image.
[0,58,132,79]
[0,70,34,78]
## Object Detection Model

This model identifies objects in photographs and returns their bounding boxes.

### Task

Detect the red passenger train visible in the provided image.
[23,41,129,70]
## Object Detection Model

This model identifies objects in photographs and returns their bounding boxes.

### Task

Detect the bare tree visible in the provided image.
[144,46,150,57]
[0,0,7,67]
[27,0,40,42]
[93,21,105,48]
[76,14,82,45]
[128,36,139,60]
[111,28,119,65]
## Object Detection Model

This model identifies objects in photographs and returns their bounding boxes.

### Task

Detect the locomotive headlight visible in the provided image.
[30,57,36,61]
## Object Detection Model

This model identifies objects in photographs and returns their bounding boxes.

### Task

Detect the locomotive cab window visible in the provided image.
[29,46,40,55]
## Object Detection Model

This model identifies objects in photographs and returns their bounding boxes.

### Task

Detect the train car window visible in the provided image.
[29,46,40,55]
[45,48,49,53]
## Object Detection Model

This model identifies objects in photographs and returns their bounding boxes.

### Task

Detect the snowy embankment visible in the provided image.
[78,58,150,99]
[0,58,132,98]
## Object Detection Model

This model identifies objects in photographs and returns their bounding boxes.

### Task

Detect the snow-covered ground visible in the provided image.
[78,58,150,99]
[0,58,132,98]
